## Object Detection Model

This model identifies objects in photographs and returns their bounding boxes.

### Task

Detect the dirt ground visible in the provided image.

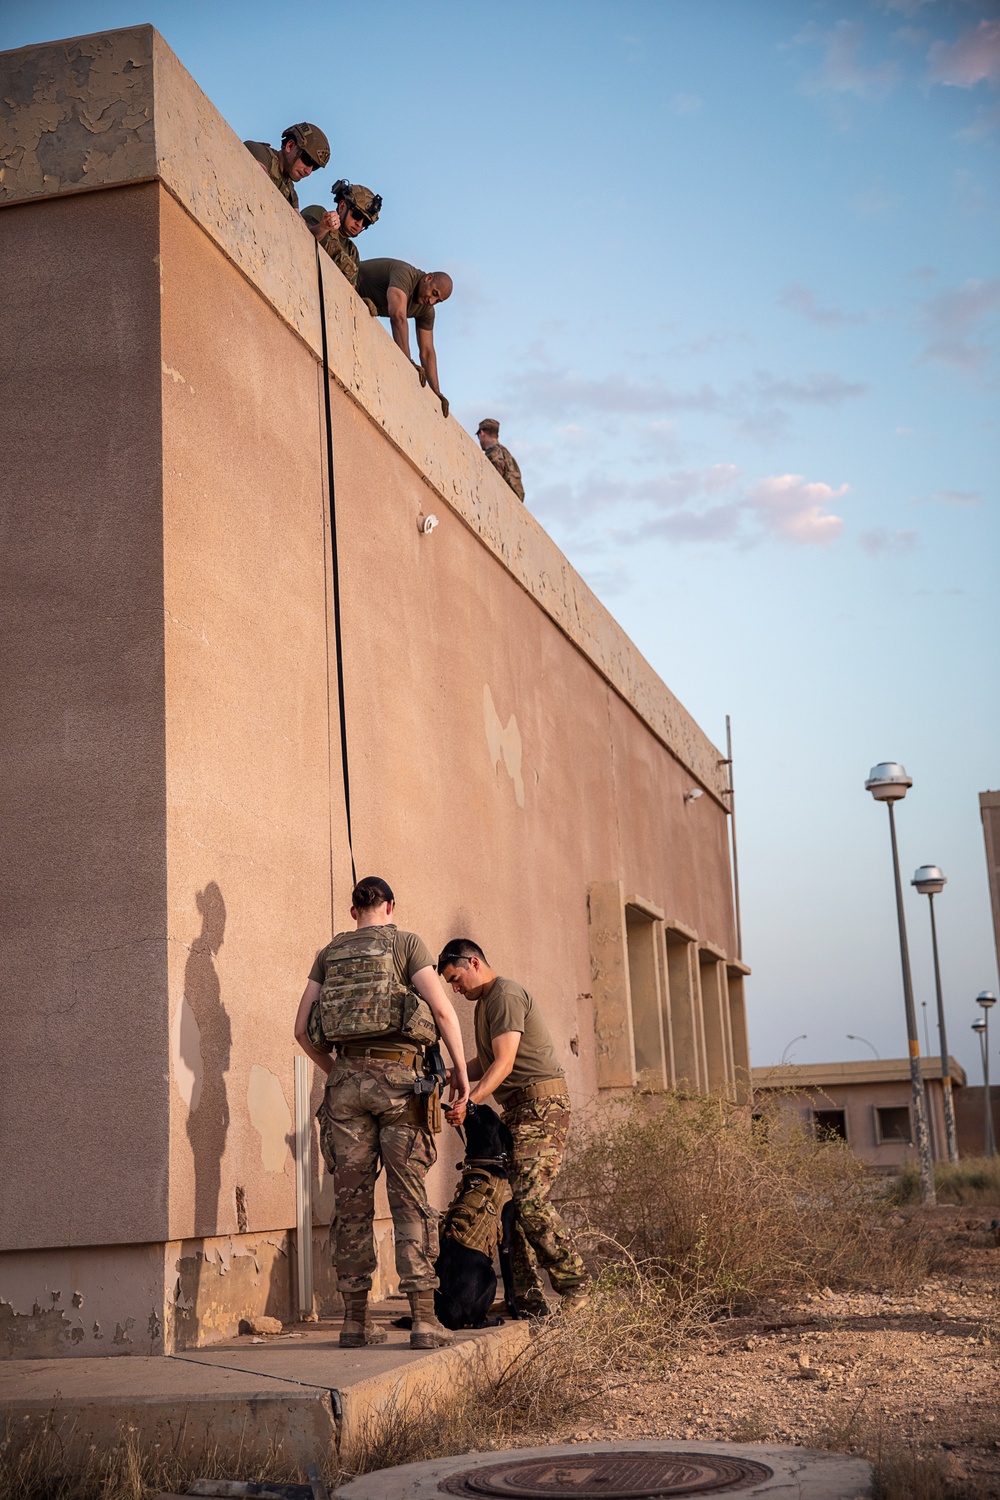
[558,1206,1000,1495]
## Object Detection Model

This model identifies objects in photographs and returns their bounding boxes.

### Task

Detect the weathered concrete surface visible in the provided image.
[0,24,728,804]
[335,1441,873,1499]
[0,1315,526,1470]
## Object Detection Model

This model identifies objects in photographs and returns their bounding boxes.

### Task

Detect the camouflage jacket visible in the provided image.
[243,141,299,211]
[484,442,524,503]
[301,205,360,285]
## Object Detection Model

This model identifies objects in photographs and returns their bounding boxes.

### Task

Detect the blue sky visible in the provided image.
[6,0,998,1079]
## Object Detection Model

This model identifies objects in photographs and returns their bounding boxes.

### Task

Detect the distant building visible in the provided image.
[751,1058,967,1171]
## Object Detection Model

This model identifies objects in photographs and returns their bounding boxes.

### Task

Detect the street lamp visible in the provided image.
[780,1034,807,1065]
[911,864,958,1164]
[846,1034,880,1059]
[864,763,936,1204]
[976,991,997,1158]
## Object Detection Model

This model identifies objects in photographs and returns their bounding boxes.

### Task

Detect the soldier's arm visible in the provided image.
[386,285,412,358]
[469,1031,520,1107]
[415,326,441,397]
[411,967,470,1104]
[293,979,334,1074]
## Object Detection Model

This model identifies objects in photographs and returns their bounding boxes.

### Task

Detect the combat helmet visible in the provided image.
[331,178,382,227]
[281,123,330,168]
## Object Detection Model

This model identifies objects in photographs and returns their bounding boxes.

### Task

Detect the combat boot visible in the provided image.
[408,1289,455,1350]
[339,1291,387,1348]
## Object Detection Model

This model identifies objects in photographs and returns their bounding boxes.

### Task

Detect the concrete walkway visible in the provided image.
[0,1306,529,1471]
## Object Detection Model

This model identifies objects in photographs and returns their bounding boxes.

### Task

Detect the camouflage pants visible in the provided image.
[502,1091,585,1313]
[318,1058,439,1294]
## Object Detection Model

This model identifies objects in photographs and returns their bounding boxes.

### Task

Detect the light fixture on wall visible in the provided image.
[416,512,439,535]
[683,788,703,804]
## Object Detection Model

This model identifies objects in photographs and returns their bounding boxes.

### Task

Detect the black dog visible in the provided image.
[393,1103,522,1330]
[434,1102,522,1329]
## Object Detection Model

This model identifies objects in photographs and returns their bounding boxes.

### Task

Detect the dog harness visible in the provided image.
[441,1164,512,1260]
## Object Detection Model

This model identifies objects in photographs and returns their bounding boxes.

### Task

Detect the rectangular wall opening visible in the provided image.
[625,904,667,1090]
[666,929,703,1093]
[813,1108,848,1142]
[874,1106,912,1144]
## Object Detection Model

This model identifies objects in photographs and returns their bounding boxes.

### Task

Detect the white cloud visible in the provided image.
[917,488,984,507]
[778,282,867,326]
[929,20,1000,89]
[744,474,848,545]
[859,528,918,556]
[799,20,900,100]
[920,277,1000,375]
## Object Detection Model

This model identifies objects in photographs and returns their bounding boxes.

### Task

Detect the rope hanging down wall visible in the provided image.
[316,245,357,889]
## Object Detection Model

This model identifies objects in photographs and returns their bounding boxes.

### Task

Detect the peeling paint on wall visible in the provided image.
[247,1065,292,1173]
[170,992,203,1110]
[483,684,525,808]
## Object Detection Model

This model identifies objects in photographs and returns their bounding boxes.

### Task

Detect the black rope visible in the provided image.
[315,244,356,889]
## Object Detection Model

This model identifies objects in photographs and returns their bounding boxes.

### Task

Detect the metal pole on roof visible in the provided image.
[725,716,742,961]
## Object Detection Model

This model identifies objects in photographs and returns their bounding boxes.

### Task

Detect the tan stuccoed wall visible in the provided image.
[0,26,744,1356]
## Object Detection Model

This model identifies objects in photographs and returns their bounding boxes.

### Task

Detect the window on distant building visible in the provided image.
[813,1108,848,1142]
[874,1105,912,1144]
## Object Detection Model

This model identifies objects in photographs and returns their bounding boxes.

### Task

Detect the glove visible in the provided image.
[439,392,450,419]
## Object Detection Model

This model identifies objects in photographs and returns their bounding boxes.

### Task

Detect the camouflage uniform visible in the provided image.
[318,1056,440,1292]
[502,1091,585,1313]
[243,141,301,211]
[484,441,525,503]
[301,206,361,285]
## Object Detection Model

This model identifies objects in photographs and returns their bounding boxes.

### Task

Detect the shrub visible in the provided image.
[893,1155,1000,1207]
[556,1090,935,1312]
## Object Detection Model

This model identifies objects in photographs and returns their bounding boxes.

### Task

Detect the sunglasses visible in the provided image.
[345,204,372,226]
[298,149,319,171]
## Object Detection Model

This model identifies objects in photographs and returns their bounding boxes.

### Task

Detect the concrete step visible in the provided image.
[0,1309,529,1471]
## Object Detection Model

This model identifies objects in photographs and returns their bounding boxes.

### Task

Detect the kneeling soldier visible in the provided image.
[302,179,382,289]
[295,877,470,1349]
[439,939,587,1318]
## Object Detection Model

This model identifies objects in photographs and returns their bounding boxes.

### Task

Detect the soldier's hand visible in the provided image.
[363,297,378,318]
[439,392,450,419]
[412,360,428,387]
[320,208,340,236]
[446,1101,467,1128]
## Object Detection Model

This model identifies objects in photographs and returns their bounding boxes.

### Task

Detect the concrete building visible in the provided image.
[0,27,748,1359]
[751,1058,967,1172]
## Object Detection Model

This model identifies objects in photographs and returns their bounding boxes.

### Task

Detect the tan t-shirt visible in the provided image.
[474,976,564,1107]
[309,925,434,1048]
[356,258,435,330]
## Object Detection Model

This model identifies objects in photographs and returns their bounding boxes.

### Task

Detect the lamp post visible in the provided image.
[911,865,959,1164]
[976,991,996,1158]
[864,763,936,1205]
[846,1033,880,1059]
[780,1034,807,1065]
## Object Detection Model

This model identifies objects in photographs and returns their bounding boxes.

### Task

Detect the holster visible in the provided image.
[413,1076,442,1134]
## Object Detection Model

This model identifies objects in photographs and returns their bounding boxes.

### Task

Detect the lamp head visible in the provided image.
[912,864,946,895]
[972,1019,987,1034]
[976,990,996,1011]
[865,762,912,802]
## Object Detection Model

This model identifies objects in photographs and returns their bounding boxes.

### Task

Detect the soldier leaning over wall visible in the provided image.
[244,122,330,211]
[294,876,470,1350]
[302,179,382,293]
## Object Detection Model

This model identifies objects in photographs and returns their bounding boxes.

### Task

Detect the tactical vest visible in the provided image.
[441,1167,512,1260]
[314,925,438,1046]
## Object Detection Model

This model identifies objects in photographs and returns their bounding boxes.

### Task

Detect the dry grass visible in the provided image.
[555,1090,940,1312]
[0,1417,325,1500]
[893,1156,1000,1208]
[811,1401,999,1500]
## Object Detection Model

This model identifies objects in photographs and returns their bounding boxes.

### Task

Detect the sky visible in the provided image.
[5,0,998,1080]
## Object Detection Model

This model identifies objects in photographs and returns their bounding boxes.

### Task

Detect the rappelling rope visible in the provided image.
[315,244,357,889]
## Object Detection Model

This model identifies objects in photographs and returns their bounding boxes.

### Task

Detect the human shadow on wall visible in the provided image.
[181,881,230,1344]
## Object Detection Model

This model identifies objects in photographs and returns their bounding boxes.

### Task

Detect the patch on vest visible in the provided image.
[442,1169,512,1260]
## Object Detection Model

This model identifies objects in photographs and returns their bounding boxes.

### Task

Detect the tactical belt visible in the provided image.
[502,1077,569,1110]
[338,1044,421,1065]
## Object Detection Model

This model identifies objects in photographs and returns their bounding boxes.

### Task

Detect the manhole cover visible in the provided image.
[438,1450,774,1498]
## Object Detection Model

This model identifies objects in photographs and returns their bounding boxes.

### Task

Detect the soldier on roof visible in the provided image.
[477,419,525,503]
[243,123,330,212]
[356,258,453,417]
[302,179,382,289]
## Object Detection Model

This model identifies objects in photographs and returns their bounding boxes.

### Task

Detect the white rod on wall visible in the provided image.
[293,1054,314,1318]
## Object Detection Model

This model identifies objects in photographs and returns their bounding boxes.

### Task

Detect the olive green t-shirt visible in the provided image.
[356,258,435,330]
[474,976,564,1107]
[244,140,299,210]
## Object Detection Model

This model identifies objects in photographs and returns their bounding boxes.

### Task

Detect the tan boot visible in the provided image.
[408,1289,455,1350]
[339,1291,387,1348]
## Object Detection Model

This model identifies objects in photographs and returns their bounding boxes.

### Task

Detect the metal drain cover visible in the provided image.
[439,1451,774,1498]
